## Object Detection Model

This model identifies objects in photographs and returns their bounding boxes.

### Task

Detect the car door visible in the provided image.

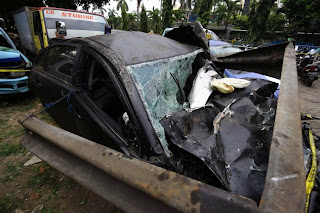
[30,43,80,133]
[69,48,140,156]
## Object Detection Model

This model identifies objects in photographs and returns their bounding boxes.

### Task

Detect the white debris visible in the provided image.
[122,112,130,125]
[24,155,42,167]
[213,99,237,134]
[31,204,44,213]
[271,174,298,182]
[210,78,251,94]
[188,60,218,108]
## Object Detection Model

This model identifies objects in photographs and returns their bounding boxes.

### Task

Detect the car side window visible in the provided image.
[46,45,77,76]
[79,53,125,124]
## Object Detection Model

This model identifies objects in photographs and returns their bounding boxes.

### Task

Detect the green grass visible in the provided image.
[2,161,23,182]
[0,193,25,213]
[0,141,27,157]
[28,163,59,188]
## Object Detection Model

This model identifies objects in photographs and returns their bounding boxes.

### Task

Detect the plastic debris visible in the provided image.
[188,60,219,108]
[210,78,251,94]
[24,155,43,167]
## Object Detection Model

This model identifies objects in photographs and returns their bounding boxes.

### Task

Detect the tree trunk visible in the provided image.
[137,9,140,30]
[137,0,142,31]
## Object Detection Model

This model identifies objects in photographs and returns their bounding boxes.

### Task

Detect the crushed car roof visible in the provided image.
[85,31,201,65]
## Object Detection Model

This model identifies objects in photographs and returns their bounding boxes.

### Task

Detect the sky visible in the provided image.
[102,0,162,15]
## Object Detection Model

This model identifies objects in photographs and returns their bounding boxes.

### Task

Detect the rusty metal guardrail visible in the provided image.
[259,42,306,212]
[19,42,305,212]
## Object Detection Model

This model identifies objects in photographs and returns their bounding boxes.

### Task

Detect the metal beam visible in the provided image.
[19,117,258,213]
[259,42,306,212]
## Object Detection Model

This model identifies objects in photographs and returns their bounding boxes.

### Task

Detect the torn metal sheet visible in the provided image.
[161,81,278,202]
[165,22,209,51]
[214,43,288,78]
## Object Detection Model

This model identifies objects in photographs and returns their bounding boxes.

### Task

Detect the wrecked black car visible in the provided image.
[28,27,316,208]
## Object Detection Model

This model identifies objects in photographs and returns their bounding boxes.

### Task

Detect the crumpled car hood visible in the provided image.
[160,79,278,202]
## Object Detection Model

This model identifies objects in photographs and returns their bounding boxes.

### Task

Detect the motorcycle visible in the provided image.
[297,54,319,87]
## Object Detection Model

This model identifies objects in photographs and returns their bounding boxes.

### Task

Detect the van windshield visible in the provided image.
[0,33,13,49]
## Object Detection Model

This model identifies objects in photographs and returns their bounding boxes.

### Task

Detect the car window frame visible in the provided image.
[73,46,144,148]
[34,42,81,84]
[74,47,128,133]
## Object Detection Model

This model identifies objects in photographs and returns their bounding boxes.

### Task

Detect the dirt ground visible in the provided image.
[0,77,319,213]
[299,79,320,134]
[0,93,120,213]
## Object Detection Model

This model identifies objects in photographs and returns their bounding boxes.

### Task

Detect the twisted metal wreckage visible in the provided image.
[19,23,319,212]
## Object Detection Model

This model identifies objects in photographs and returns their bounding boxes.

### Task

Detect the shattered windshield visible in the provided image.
[127,49,203,156]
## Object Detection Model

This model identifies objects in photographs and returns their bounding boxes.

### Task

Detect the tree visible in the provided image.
[162,0,173,30]
[115,0,129,11]
[140,4,148,32]
[192,0,201,15]
[173,0,192,18]
[121,2,128,30]
[92,3,107,15]
[198,0,214,17]
[45,0,77,9]
[127,13,137,30]
[0,0,44,31]
[267,7,285,33]
[247,0,257,35]
[107,8,120,29]
[232,15,249,30]
[172,8,186,23]
[216,0,242,30]
[76,0,110,11]
[249,0,275,40]
[136,0,143,30]
[148,7,161,34]
[197,0,214,27]
[281,0,320,39]
[114,0,129,30]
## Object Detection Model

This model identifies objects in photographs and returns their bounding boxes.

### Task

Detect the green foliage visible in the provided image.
[0,142,26,157]
[216,0,242,30]
[148,8,161,34]
[2,161,23,182]
[0,193,24,213]
[267,8,286,33]
[28,164,59,187]
[115,0,129,11]
[116,1,129,30]
[281,0,320,38]
[140,4,148,32]
[0,0,44,31]
[172,8,186,22]
[249,0,275,41]
[107,8,120,29]
[197,11,211,27]
[162,0,173,30]
[127,13,137,31]
[136,0,143,30]
[198,0,213,17]
[232,15,248,30]
[247,0,256,35]
[192,0,202,15]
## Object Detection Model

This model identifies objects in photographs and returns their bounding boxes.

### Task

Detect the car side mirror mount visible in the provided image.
[122,112,129,125]
[56,21,67,36]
